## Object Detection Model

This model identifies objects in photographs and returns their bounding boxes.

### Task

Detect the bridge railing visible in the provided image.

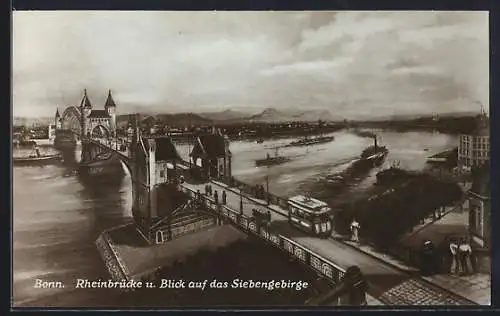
[179,185,346,286]
[228,177,290,210]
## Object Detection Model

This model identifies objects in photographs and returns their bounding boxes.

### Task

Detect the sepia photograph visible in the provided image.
[12,10,490,308]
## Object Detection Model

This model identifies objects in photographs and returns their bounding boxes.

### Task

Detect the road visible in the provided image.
[182,181,407,296]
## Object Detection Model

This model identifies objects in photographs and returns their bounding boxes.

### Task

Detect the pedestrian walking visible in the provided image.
[350,219,360,242]
[458,237,473,275]
[449,239,459,274]
[222,190,227,205]
[214,190,219,205]
[205,184,209,195]
[196,189,201,204]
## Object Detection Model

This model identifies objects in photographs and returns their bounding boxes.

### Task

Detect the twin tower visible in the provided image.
[55,89,117,138]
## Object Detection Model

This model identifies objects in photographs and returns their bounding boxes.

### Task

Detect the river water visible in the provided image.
[12,130,457,307]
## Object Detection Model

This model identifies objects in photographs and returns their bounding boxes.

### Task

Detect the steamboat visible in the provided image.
[355,136,388,167]
[286,134,334,147]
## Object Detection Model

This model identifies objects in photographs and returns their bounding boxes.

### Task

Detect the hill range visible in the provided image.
[15,109,481,128]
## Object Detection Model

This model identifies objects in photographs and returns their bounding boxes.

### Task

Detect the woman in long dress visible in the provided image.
[458,237,474,275]
[449,240,459,274]
[350,219,360,242]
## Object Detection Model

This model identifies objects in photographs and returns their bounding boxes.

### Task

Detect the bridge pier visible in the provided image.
[54,129,77,150]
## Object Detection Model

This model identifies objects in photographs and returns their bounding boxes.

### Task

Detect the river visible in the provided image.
[12,130,457,307]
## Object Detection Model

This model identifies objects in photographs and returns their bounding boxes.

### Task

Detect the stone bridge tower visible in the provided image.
[54,108,62,129]
[104,90,117,137]
[80,89,93,138]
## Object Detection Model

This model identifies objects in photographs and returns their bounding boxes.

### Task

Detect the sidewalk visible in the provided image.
[211,180,289,217]
[400,207,468,252]
[337,237,419,273]
[339,212,490,305]
[422,273,490,305]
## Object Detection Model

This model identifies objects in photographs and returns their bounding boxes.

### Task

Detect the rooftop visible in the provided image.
[104,90,117,108]
[142,136,181,161]
[81,89,92,108]
[288,195,328,209]
[88,110,110,118]
[190,133,229,158]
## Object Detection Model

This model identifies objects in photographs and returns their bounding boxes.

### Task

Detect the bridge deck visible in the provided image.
[181,180,476,305]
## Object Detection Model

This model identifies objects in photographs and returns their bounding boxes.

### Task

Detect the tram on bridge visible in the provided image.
[287,195,333,238]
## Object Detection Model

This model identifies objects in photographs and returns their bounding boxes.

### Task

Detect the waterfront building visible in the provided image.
[463,165,490,273]
[467,166,490,246]
[79,89,117,138]
[48,124,56,141]
[457,114,489,170]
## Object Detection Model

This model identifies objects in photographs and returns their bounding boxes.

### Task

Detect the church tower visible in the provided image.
[104,89,117,137]
[80,89,93,137]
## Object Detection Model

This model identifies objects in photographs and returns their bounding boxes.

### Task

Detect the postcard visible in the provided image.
[12,11,491,308]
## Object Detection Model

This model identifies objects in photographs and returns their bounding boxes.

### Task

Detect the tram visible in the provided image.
[287,195,333,238]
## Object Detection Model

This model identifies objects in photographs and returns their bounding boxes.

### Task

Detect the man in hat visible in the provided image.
[214,190,219,205]
[420,240,436,276]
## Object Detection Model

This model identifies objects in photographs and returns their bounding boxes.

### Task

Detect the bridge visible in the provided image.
[54,91,476,306]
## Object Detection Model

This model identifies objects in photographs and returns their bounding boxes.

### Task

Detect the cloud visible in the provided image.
[13,11,488,118]
[259,57,353,76]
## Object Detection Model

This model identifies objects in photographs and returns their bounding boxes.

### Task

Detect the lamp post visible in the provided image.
[265,175,270,205]
[239,188,243,215]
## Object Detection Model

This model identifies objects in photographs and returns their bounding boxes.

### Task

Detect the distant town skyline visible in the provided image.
[13,11,488,119]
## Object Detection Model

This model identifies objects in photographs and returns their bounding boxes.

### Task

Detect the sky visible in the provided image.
[13,11,489,119]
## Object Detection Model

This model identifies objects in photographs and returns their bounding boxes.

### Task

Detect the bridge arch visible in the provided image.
[91,124,111,138]
[61,106,82,135]
[119,158,134,178]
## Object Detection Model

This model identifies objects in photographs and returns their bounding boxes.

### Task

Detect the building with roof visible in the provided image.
[189,128,232,181]
[457,113,489,170]
[467,165,490,248]
[465,165,491,273]
[79,89,117,138]
[131,135,216,245]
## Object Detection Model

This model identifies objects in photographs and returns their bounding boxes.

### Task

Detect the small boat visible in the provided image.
[352,129,376,138]
[286,135,334,147]
[375,161,416,185]
[13,154,61,166]
[255,148,291,167]
[326,174,345,185]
